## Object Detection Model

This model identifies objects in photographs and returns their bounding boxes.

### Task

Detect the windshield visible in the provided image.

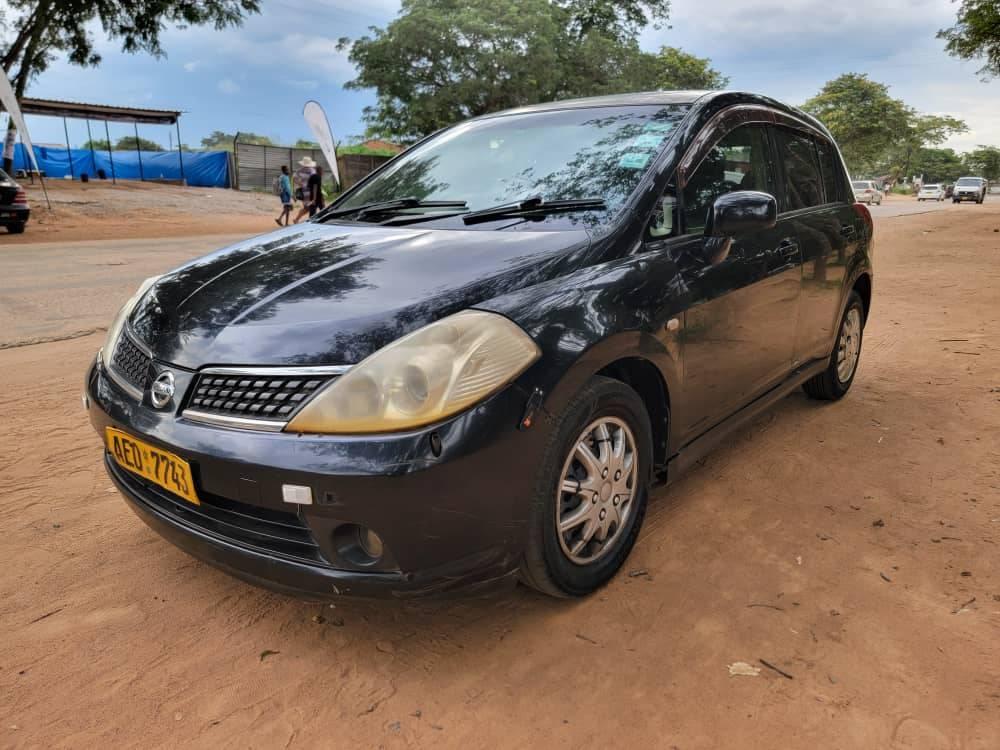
[956,177,981,186]
[337,105,690,217]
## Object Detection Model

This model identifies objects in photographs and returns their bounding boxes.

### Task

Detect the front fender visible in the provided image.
[479,248,687,454]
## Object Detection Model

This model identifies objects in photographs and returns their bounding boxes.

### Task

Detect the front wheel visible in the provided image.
[802,291,865,401]
[519,376,653,598]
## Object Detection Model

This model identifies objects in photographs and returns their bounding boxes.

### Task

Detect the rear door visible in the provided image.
[772,127,859,365]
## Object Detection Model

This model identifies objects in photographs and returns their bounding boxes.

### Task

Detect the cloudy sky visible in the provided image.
[19,0,999,153]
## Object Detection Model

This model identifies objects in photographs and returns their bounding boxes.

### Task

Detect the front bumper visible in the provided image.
[953,192,981,201]
[86,357,552,598]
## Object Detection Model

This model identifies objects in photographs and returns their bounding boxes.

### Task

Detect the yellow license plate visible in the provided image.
[106,427,200,506]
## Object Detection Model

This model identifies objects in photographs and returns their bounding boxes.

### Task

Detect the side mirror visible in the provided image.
[705,190,777,238]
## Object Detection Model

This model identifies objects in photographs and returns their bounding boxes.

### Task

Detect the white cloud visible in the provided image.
[218,33,356,82]
[183,61,200,73]
[217,78,241,94]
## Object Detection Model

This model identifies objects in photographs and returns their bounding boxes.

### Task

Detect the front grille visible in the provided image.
[186,373,335,422]
[111,332,151,391]
[108,456,325,564]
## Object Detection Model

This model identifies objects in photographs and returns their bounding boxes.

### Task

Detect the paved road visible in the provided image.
[870,192,998,217]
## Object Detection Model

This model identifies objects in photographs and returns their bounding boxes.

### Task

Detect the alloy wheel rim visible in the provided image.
[556,416,637,565]
[837,307,862,383]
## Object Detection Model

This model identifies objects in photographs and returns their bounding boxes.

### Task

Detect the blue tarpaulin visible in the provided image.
[11,143,231,188]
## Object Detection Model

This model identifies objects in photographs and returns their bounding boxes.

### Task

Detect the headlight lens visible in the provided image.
[285,310,540,434]
[100,276,161,370]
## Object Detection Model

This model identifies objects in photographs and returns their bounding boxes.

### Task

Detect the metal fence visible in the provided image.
[233,137,393,193]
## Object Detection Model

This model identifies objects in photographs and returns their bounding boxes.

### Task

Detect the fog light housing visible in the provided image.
[358,527,384,559]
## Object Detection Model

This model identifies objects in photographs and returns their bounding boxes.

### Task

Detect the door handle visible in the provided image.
[840,224,856,237]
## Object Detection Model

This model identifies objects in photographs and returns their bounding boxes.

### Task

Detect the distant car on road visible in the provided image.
[852,180,882,205]
[917,184,945,202]
[953,176,987,204]
[0,168,29,234]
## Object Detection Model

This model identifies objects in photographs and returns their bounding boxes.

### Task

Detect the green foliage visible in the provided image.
[0,0,260,97]
[337,144,400,157]
[803,74,967,177]
[963,145,1000,180]
[802,74,910,174]
[82,138,111,151]
[199,130,274,151]
[114,135,164,151]
[938,0,1000,78]
[910,147,965,183]
[293,139,320,149]
[649,46,729,90]
[340,0,724,142]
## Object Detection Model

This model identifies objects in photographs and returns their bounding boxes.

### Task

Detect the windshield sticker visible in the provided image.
[618,152,651,170]
[632,133,665,150]
[642,121,676,134]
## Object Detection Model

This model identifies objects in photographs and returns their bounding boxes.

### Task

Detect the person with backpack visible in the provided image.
[275,165,292,227]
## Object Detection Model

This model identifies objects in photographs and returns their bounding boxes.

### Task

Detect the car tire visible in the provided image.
[802,291,865,402]
[519,376,653,598]
[6,222,25,234]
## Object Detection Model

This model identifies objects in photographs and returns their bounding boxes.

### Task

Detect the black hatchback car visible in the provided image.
[87,91,873,599]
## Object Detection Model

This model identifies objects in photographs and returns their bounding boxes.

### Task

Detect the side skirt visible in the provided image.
[664,358,828,485]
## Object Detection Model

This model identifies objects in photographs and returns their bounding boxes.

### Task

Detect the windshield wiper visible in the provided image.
[461,196,607,225]
[317,197,468,222]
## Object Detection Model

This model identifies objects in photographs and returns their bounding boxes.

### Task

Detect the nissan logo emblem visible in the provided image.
[150,371,175,408]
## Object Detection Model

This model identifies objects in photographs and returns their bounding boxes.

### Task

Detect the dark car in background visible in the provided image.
[0,169,29,234]
[953,176,987,203]
[86,90,873,599]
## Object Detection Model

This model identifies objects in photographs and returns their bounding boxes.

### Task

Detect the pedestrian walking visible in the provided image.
[308,165,326,218]
[275,165,292,226]
[293,156,317,224]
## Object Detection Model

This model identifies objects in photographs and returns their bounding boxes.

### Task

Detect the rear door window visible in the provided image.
[774,127,824,211]
[817,140,848,203]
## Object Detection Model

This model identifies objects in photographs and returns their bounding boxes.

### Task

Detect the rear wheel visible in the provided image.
[802,291,865,401]
[6,222,24,234]
[519,376,652,598]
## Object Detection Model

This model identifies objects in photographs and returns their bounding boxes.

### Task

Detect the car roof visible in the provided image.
[478,90,714,119]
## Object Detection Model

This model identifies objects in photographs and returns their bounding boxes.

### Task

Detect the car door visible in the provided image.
[652,122,803,440]
[772,127,860,365]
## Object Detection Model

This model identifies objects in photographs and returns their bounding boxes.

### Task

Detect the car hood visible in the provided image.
[129,222,591,369]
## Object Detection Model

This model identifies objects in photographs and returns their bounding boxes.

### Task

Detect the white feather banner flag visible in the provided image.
[303,100,340,188]
[0,72,39,171]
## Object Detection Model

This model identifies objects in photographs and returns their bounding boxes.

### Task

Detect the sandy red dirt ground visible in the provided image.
[1,202,998,748]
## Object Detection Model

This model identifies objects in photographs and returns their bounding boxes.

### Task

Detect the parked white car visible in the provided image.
[852,180,882,205]
[918,184,945,202]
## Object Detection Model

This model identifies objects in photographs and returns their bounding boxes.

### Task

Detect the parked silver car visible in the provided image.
[917,184,945,202]
[852,180,882,205]
[953,176,987,204]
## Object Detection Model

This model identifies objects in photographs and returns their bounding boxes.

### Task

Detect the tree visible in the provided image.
[82,138,111,151]
[0,0,260,170]
[114,135,164,152]
[963,145,1000,180]
[802,74,911,175]
[938,0,1000,78]
[293,139,320,149]
[649,46,729,90]
[199,130,274,151]
[910,147,965,183]
[339,0,723,142]
[889,113,968,179]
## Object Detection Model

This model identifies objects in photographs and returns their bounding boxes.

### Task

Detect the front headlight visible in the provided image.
[100,275,161,370]
[285,310,540,434]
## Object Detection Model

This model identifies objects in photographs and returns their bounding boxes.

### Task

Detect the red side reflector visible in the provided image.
[853,202,873,236]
